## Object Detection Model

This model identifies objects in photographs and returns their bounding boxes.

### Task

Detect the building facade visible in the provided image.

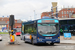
[0,17,22,32]
[59,8,75,18]
[41,12,55,18]
[41,8,75,18]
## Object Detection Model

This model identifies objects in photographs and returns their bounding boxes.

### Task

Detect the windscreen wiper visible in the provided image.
[46,32,52,34]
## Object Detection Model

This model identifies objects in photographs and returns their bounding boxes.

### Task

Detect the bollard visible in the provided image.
[9,30,15,44]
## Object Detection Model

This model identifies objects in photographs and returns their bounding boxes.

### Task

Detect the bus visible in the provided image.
[15,26,21,36]
[59,18,75,36]
[21,18,60,45]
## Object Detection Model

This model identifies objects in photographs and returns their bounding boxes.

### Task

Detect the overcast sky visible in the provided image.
[0,0,75,21]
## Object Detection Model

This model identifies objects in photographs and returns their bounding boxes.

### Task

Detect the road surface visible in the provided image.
[0,34,75,50]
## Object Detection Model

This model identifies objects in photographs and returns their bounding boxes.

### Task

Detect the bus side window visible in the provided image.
[34,24,37,28]
[33,25,37,34]
[24,25,28,34]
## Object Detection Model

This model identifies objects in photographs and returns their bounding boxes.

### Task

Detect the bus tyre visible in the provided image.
[31,39,34,45]
[50,43,54,45]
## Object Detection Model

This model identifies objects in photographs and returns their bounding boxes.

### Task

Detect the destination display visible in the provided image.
[42,20,54,23]
[38,19,59,23]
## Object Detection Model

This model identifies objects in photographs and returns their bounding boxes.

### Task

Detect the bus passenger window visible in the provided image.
[24,24,36,34]
[34,24,37,28]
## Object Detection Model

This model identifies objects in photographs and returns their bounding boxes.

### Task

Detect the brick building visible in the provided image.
[0,17,22,31]
[59,8,75,18]
[41,8,75,18]
[41,12,56,18]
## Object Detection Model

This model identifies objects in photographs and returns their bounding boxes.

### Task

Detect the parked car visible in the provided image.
[0,35,2,41]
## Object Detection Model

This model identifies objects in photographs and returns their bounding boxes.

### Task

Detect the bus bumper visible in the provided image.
[37,39,60,43]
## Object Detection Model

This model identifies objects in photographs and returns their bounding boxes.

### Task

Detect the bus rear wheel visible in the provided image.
[50,43,54,45]
[31,39,34,45]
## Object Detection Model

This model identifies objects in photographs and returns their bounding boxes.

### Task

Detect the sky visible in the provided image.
[0,0,75,21]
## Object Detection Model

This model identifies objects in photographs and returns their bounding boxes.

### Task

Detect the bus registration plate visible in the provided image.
[45,37,52,39]
[46,41,51,43]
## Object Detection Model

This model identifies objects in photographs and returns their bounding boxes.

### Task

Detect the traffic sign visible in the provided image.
[64,33,71,38]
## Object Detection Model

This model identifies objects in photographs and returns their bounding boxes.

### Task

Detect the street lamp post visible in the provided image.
[51,7,53,17]
[34,10,35,20]
[56,7,58,18]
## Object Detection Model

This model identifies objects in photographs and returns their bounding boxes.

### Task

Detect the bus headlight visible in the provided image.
[56,39,59,41]
[38,39,42,41]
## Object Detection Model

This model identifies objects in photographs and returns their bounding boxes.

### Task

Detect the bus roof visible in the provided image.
[58,18,75,20]
[22,18,58,24]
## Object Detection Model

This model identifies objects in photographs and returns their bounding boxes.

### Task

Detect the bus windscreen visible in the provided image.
[16,28,21,32]
[38,23,59,36]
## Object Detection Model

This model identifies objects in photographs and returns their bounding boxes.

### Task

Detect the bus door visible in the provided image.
[60,25,68,35]
[68,25,75,36]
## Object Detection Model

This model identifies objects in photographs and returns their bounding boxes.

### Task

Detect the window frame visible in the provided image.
[24,23,37,34]
[62,11,63,14]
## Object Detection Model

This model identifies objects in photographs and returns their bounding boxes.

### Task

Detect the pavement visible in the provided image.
[60,40,75,44]
[60,36,75,44]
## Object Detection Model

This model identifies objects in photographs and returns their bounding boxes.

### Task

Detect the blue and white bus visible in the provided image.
[21,17,60,45]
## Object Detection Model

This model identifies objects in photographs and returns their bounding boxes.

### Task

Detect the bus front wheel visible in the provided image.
[50,43,54,45]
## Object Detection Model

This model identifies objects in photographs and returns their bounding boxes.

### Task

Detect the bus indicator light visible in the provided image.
[58,37,60,39]
[38,37,39,39]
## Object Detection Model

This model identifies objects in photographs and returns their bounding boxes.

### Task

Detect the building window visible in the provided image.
[69,11,71,12]
[62,16,63,18]
[45,15,46,16]
[67,11,68,14]
[65,15,66,18]
[49,13,50,16]
[64,11,66,14]
[62,11,63,14]
[68,9,70,10]
[72,11,74,13]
